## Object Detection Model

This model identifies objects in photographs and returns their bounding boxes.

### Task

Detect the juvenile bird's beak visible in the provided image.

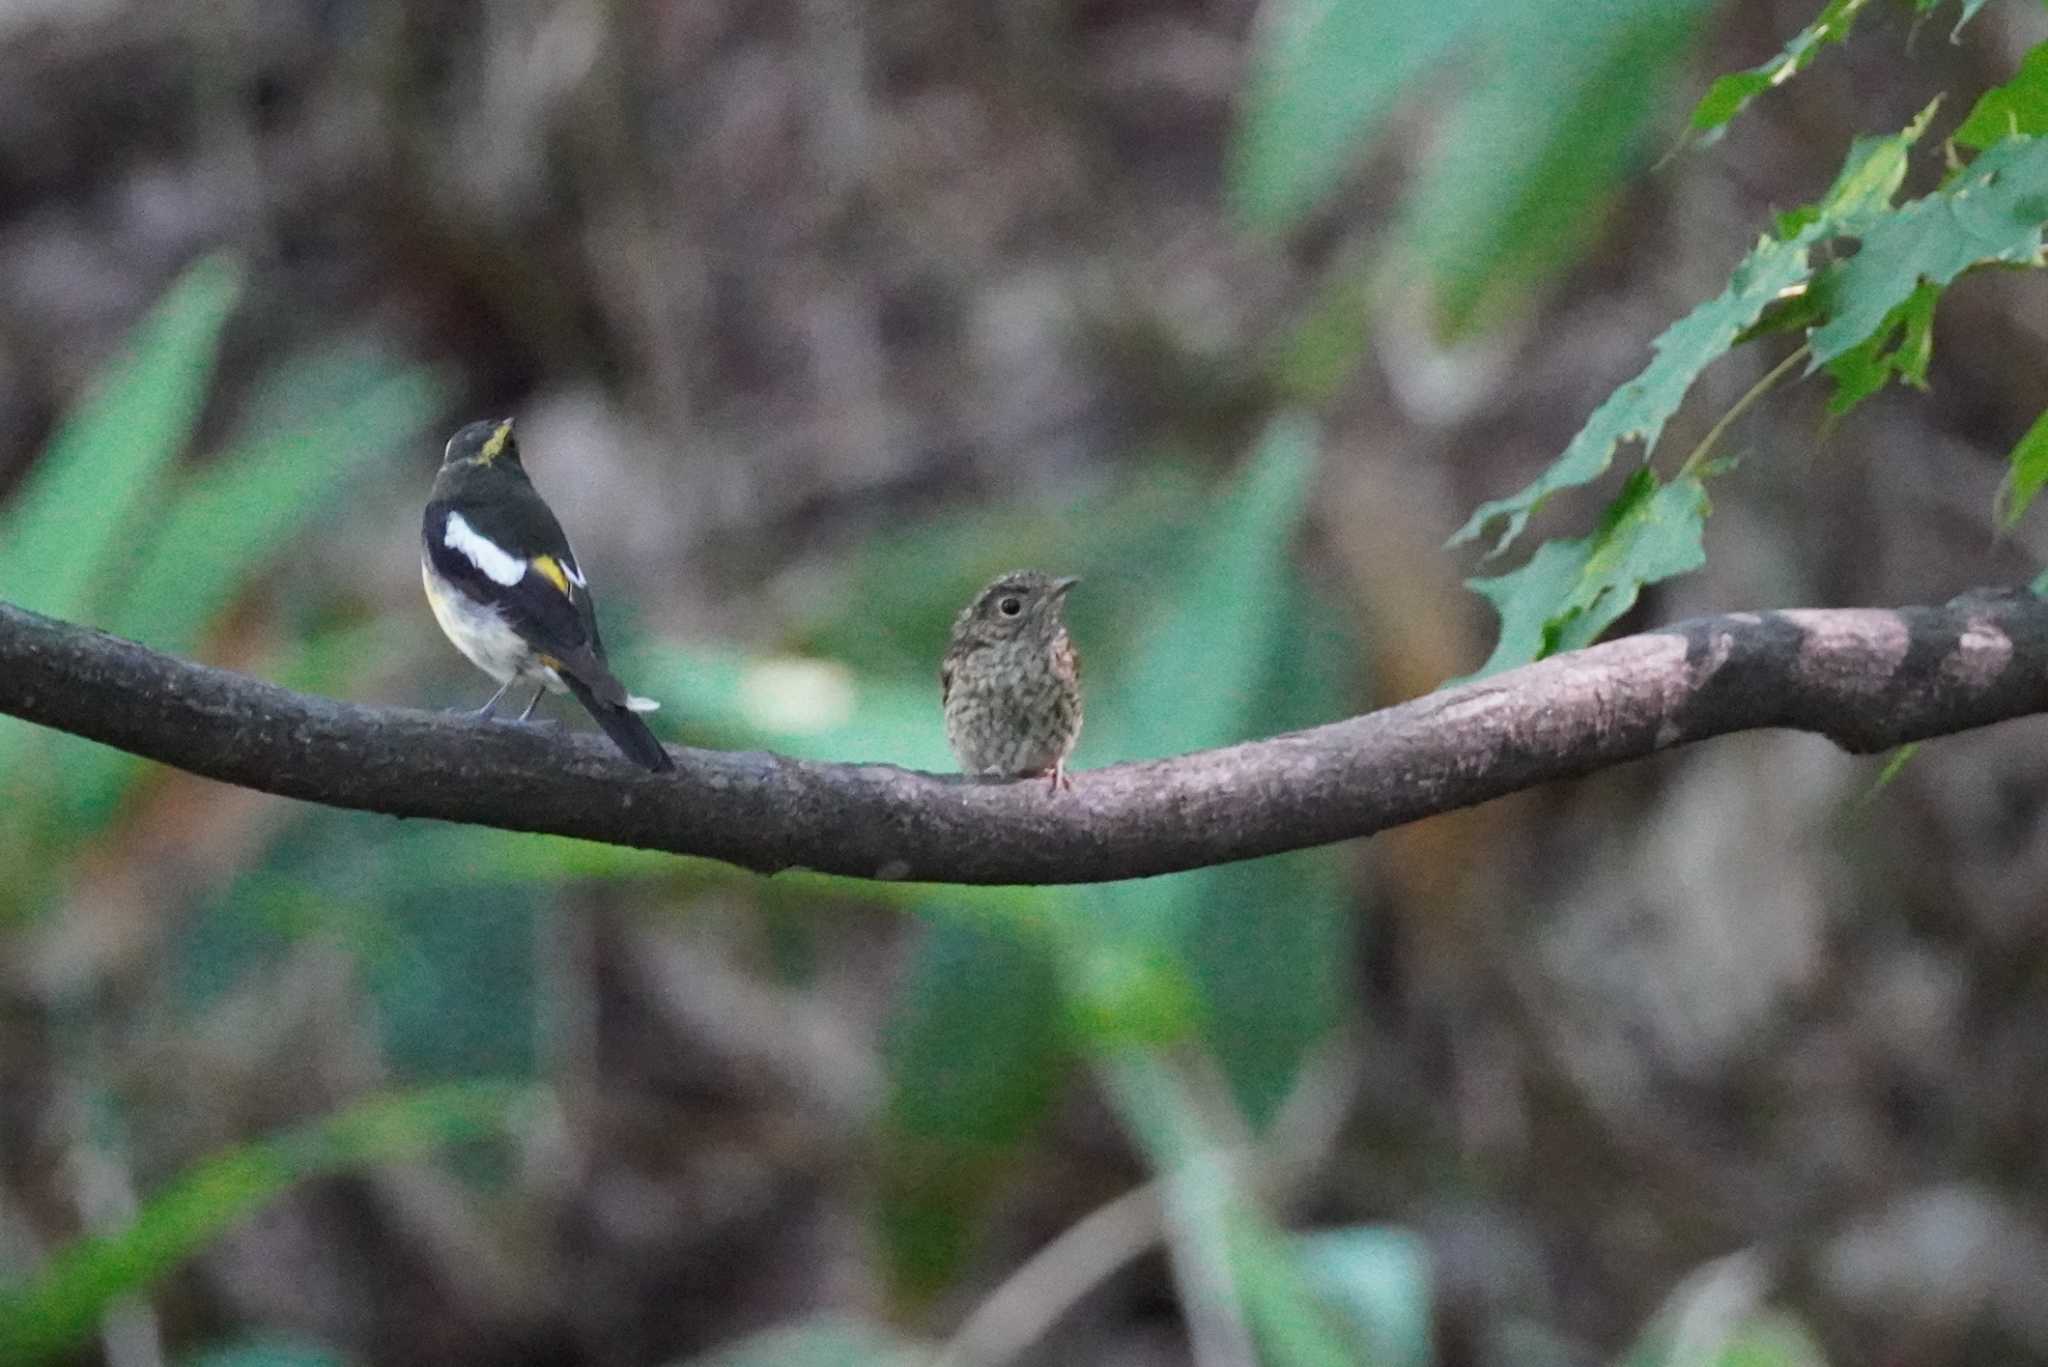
[1052,576,1080,597]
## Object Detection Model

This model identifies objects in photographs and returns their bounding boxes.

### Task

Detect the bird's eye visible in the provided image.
[998,596,1023,617]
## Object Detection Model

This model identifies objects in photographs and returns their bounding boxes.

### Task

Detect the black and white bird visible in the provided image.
[421,418,673,771]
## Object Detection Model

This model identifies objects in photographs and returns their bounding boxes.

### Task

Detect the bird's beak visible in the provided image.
[1052,576,1080,597]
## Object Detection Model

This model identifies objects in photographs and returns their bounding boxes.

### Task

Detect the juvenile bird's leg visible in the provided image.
[1044,760,1071,793]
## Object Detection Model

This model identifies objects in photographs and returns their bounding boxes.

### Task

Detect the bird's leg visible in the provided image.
[1045,759,1071,793]
[473,679,516,719]
[516,686,546,722]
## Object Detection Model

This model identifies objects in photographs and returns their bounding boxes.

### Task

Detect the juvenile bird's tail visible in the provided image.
[562,672,674,772]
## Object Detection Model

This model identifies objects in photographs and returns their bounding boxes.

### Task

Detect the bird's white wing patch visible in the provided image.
[562,555,588,588]
[444,511,526,586]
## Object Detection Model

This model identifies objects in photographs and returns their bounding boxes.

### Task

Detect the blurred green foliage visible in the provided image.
[0,1082,526,1363]
[873,417,1354,1307]
[0,254,445,918]
[1233,0,1716,333]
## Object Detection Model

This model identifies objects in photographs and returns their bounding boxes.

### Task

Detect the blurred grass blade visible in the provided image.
[1404,0,1713,334]
[1296,1226,1434,1367]
[0,256,241,836]
[0,254,240,619]
[0,1081,527,1364]
[109,351,444,653]
[1085,415,1350,1126]
[680,1318,930,1367]
[879,902,1068,1302]
[180,1340,351,1367]
[1231,0,1490,230]
[1100,1053,1358,1367]
[43,351,446,837]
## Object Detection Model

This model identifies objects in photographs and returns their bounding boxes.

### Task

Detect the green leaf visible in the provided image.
[1297,1226,1434,1367]
[1802,98,1941,228]
[1406,0,1715,333]
[1997,405,2048,527]
[0,1082,526,1364]
[1689,0,1873,137]
[0,255,240,621]
[1812,134,2048,362]
[1449,234,1810,556]
[1956,41,2048,149]
[1230,0,1492,229]
[1451,99,1944,559]
[1822,278,1938,414]
[1467,469,1711,676]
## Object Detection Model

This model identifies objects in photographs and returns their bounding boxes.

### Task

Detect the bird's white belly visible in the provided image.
[422,562,565,692]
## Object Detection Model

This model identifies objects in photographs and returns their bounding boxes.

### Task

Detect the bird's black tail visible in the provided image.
[563,673,674,772]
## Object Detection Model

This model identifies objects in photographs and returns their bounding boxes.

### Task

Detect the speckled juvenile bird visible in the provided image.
[941,571,1082,791]
[422,418,674,772]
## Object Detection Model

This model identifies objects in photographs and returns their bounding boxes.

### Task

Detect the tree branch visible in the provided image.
[1,592,2043,885]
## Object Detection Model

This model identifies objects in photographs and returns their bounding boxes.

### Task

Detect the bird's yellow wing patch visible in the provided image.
[531,554,572,595]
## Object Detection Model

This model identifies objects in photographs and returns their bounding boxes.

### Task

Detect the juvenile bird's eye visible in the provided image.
[998,596,1023,616]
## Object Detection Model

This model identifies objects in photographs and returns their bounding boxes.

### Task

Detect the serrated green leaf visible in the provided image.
[1814,99,1940,223]
[1823,278,1939,414]
[1407,0,1715,333]
[1997,405,2048,527]
[0,1082,524,1365]
[1813,134,2048,361]
[1229,0,1492,229]
[1689,0,1873,136]
[1956,41,2048,149]
[1467,469,1711,676]
[1450,235,1810,556]
[1452,97,1945,560]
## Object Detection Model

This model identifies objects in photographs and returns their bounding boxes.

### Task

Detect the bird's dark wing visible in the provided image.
[423,494,630,704]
